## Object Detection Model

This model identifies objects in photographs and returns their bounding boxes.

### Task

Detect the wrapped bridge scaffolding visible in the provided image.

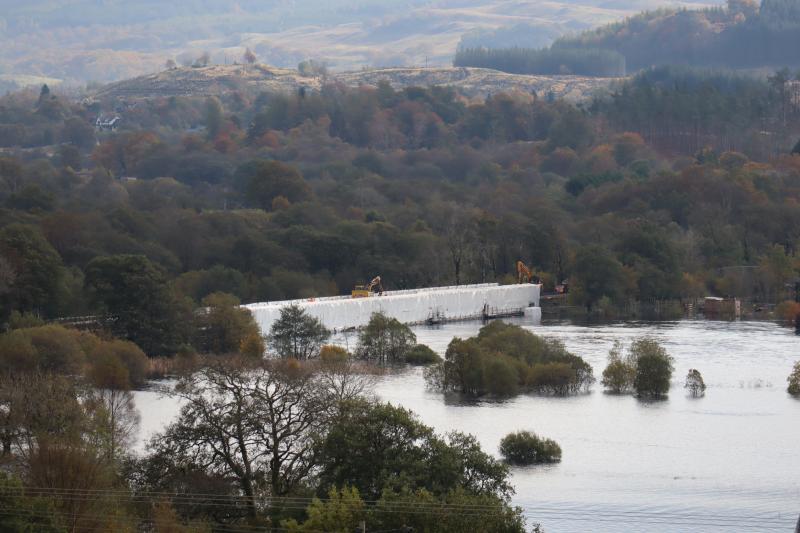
[244,283,541,335]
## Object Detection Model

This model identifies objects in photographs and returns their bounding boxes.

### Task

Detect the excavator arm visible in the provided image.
[516,261,534,284]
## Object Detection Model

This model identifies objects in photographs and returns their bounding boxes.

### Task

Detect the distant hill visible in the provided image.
[0,0,720,87]
[94,64,617,102]
[552,0,800,73]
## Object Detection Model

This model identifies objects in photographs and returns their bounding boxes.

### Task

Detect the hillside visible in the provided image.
[0,0,720,88]
[551,0,800,72]
[95,64,617,102]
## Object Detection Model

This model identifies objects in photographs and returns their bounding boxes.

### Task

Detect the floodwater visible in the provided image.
[135,319,800,532]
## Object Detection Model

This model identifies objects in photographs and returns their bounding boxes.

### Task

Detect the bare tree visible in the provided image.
[150,359,331,521]
[85,388,140,463]
[316,358,378,406]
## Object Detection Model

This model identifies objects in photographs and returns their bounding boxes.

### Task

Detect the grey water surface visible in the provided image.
[136,318,800,532]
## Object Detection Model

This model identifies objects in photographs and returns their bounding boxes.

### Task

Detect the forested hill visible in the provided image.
[554,0,800,72]
[2,65,800,348]
[455,0,800,76]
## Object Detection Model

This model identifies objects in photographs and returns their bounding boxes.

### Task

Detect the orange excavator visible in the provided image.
[352,276,384,298]
[516,261,535,284]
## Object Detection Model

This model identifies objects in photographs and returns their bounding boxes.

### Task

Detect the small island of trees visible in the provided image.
[601,338,674,399]
[425,321,594,397]
[500,431,562,465]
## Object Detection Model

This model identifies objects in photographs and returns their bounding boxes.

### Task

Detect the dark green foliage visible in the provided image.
[269,304,330,359]
[0,224,64,318]
[405,344,441,365]
[0,474,65,532]
[499,431,562,465]
[454,46,626,77]
[787,361,800,396]
[631,338,674,398]
[85,254,190,355]
[565,171,623,196]
[570,245,625,313]
[429,322,593,397]
[553,2,800,72]
[238,160,312,209]
[485,357,519,396]
[356,312,417,365]
[317,400,512,501]
[369,487,526,533]
[601,342,636,394]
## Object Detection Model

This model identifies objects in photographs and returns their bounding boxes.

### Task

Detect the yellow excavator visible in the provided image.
[516,261,535,284]
[352,276,384,298]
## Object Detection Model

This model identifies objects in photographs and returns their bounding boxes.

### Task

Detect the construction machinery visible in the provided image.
[352,276,384,298]
[516,261,536,284]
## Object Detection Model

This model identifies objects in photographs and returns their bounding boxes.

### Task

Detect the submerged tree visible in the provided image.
[601,341,636,394]
[355,312,416,365]
[631,338,674,399]
[269,304,330,359]
[499,431,562,465]
[684,369,707,397]
[788,361,800,396]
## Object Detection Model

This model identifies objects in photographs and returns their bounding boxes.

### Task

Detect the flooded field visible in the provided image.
[136,319,800,532]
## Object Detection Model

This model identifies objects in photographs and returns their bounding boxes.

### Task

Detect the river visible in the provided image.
[135,318,800,532]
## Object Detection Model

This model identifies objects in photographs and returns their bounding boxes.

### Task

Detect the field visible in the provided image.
[0,0,720,87]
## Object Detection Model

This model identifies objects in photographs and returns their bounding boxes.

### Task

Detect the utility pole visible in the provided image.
[360,520,366,533]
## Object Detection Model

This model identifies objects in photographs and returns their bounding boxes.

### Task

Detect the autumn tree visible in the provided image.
[194,292,263,356]
[238,160,312,209]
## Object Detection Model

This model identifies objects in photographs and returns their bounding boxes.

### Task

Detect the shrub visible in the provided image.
[405,344,441,365]
[499,431,562,465]
[631,338,674,398]
[527,362,575,395]
[320,344,349,364]
[95,340,149,387]
[685,369,706,397]
[432,322,593,397]
[788,362,800,397]
[485,357,519,396]
[356,312,416,365]
[601,341,635,393]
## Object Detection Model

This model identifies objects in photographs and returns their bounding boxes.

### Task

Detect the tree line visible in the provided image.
[2,72,800,345]
[454,46,626,77]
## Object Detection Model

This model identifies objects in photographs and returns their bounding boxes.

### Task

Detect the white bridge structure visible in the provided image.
[244,283,541,335]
